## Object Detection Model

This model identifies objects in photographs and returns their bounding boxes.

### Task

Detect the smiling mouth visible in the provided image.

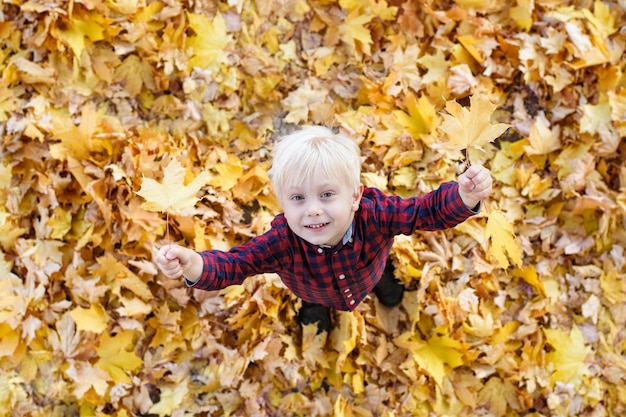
[306,222,329,229]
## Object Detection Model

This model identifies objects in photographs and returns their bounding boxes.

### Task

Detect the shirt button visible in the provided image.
[350,300,356,305]
[339,274,345,280]
[318,248,323,253]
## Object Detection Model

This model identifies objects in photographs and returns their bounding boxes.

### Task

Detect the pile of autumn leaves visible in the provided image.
[1,0,626,416]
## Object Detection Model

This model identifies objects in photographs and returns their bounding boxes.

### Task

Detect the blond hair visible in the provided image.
[268,126,362,199]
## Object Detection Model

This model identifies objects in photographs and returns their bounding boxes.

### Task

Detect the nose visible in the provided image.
[305,201,323,216]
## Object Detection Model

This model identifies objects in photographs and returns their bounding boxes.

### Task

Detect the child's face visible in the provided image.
[279,173,363,247]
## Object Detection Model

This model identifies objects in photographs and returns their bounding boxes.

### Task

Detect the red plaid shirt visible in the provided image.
[188,182,477,311]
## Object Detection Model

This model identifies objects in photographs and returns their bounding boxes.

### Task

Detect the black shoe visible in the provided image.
[373,260,405,307]
[298,301,331,334]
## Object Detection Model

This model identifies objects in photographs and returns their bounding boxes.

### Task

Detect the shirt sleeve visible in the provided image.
[187,225,289,291]
[371,181,478,236]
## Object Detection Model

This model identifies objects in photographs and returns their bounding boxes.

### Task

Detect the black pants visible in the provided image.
[298,259,404,333]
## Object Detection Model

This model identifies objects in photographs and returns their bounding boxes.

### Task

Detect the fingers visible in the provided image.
[462,164,490,184]
[458,165,493,208]
[156,245,184,278]
[458,174,475,191]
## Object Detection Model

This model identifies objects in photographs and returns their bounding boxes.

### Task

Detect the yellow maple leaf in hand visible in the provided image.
[137,159,209,214]
[438,95,510,161]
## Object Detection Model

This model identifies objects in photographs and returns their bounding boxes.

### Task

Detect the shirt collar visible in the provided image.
[318,222,354,249]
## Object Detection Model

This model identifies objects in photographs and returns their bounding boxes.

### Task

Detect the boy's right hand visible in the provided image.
[156,244,202,281]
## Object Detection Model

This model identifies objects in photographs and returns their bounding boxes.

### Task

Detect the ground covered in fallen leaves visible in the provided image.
[1,0,626,416]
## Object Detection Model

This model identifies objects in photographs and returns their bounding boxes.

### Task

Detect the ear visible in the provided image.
[351,184,364,212]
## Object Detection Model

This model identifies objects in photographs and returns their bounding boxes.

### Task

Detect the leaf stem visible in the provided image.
[166,210,171,245]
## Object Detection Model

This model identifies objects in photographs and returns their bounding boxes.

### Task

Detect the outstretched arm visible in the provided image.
[457,164,493,209]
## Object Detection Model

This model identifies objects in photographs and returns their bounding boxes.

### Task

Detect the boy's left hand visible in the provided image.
[458,164,492,209]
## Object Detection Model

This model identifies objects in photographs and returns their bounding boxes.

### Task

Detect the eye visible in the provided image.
[321,192,334,198]
[291,195,304,201]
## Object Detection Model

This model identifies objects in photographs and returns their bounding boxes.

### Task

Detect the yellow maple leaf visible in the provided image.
[119,268,155,302]
[113,55,155,96]
[393,92,440,141]
[48,207,72,240]
[340,0,396,20]
[524,115,561,155]
[509,0,533,31]
[232,164,273,204]
[544,325,590,386]
[136,159,209,214]
[580,94,611,135]
[476,377,518,416]
[48,103,103,160]
[301,324,329,367]
[0,81,16,122]
[391,44,421,88]
[331,311,358,374]
[186,12,232,73]
[65,360,111,398]
[438,95,510,160]
[414,327,466,386]
[95,330,143,384]
[69,303,109,334]
[0,323,19,357]
[340,10,373,56]
[457,35,484,64]
[396,326,466,386]
[133,1,165,23]
[484,210,522,269]
[208,157,244,191]
[600,265,626,305]
[52,12,106,58]
[417,49,449,85]
[511,265,545,295]
[149,385,189,416]
[545,10,611,68]
[282,79,328,124]
[587,0,617,36]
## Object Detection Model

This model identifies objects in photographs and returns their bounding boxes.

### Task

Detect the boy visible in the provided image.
[156,126,492,333]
